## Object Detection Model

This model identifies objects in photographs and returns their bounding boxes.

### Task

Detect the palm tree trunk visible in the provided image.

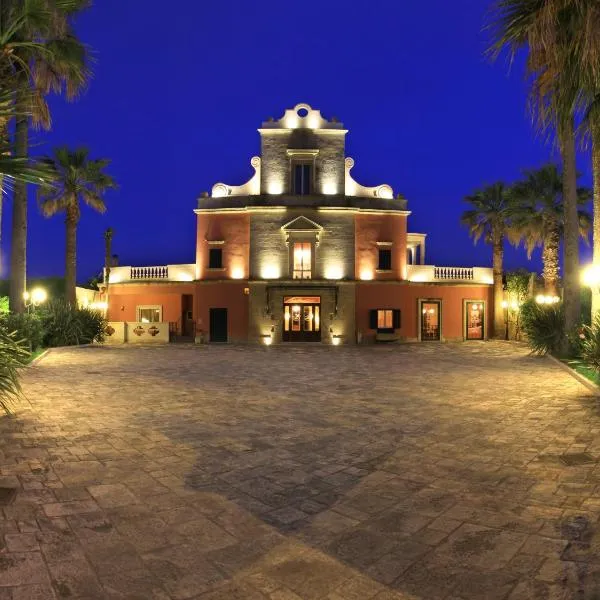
[592,130,600,320]
[542,227,560,296]
[65,208,78,306]
[560,118,581,344]
[9,91,28,314]
[492,231,505,338]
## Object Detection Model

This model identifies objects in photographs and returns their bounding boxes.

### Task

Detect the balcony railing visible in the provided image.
[407,265,493,284]
[107,264,195,284]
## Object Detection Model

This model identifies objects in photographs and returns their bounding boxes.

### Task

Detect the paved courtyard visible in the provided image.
[0,342,599,599]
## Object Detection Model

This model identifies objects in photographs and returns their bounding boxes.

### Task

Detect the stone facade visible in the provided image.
[249,209,355,281]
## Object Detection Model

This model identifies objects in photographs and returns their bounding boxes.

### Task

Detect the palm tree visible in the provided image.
[2,0,91,313]
[462,182,515,338]
[38,147,116,306]
[510,164,592,296]
[488,0,585,345]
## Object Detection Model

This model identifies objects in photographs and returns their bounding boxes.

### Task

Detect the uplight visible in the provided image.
[231,267,245,280]
[360,269,374,281]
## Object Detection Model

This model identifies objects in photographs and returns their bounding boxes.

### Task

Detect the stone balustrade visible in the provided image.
[107,264,195,284]
[407,265,493,284]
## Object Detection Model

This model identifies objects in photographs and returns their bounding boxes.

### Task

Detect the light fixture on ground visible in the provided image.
[535,294,560,305]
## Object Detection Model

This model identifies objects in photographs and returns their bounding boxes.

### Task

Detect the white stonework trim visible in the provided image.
[206,240,225,245]
[376,241,393,247]
[345,157,394,199]
[211,156,261,198]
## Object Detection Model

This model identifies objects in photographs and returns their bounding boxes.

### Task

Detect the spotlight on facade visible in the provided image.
[262,334,272,346]
[322,182,337,195]
[325,265,343,280]
[261,265,280,279]
[332,335,341,346]
[231,267,245,280]
[501,300,508,309]
[359,269,374,281]
[267,182,283,195]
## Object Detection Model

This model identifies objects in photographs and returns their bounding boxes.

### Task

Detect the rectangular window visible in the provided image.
[137,306,161,323]
[378,249,392,270]
[293,164,312,195]
[293,242,311,279]
[208,248,223,269]
[369,309,401,332]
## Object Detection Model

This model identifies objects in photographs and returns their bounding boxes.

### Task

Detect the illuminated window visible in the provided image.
[293,242,311,279]
[137,305,162,323]
[293,164,312,195]
[378,249,392,270]
[208,248,223,269]
[369,309,400,332]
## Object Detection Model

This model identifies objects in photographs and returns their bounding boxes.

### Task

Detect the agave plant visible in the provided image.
[0,329,30,414]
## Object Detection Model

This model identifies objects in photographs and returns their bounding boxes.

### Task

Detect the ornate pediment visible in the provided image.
[281,216,323,246]
[281,216,323,232]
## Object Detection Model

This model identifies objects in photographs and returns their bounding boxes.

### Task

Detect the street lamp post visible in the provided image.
[23,288,47,313]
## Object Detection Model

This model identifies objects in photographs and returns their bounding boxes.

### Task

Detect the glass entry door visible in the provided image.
[465,301,484,340]
[420,300,441,341]
[283,296,321,342]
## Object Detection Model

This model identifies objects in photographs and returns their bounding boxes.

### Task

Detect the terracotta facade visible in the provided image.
[106,104,493,344]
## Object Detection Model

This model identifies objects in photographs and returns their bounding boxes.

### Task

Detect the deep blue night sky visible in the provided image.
[3,0,594,282]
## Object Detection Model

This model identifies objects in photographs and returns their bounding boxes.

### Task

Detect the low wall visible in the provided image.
[104,322,126,344]
[104,321,169,344]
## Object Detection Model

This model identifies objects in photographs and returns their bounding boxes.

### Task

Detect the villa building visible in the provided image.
[104,103,493,345]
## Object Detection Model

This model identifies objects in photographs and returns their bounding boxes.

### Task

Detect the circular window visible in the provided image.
[297,107,309,118]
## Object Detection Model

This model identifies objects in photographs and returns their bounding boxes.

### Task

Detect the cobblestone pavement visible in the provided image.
[0,342,599,599]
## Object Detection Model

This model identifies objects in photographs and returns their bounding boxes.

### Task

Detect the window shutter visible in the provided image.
[393,309,401,329]
[369,310,378,330]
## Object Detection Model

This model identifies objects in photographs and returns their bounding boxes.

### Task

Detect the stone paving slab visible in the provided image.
[0,342,597,598]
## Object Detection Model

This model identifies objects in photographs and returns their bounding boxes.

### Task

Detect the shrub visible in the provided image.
[40,301,106,347]
[0,297,8,314]
[77,306,106,344]
[0,313,44,351]
[0,330,30,414]
[581,314,600,373]
[520,299,564,356]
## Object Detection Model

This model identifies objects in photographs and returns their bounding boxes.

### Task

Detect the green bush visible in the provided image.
[0,330,30,414]
[581,314,600,373]
[0,313,44,350]
[0,297,8,314]
[520,299,564,356]
[40,301,106,347]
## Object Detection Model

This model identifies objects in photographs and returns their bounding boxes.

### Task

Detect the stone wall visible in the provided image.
[249,209,355,280]
[260,130,346,195]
